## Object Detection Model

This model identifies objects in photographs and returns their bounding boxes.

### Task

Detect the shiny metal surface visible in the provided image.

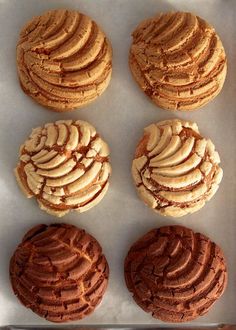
[2,326,236,330]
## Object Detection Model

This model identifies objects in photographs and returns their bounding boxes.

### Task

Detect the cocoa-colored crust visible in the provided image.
[129,12,227,111]
[124,225,227,323]
[17,9,112,111]
[10,223,109,323]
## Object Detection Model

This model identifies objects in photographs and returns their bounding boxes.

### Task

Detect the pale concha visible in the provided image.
[129,12,227,111]
[132,119,223,217]
[15,120,111,217]
[17,9,112,111]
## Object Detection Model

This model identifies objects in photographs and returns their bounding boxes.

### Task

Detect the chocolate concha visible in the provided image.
[10,223,109,323]
[17,9,112,111]
[132,119,223,217]
[124,225,227,322]
[15,120,111,217]
[129,12,227,111]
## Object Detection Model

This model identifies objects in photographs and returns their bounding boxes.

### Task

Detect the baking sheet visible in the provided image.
[0,0,236,326]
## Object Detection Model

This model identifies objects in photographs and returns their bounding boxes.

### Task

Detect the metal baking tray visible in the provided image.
[0,0,236,328]
[1,328,236,330]
[2,327,235,330]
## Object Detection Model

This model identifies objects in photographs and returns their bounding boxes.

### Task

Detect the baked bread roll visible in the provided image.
[15,120,111,217]
[132,119,223,217]
[10,223,109,322]
[129,12,227,111]
[17,9,112,111]
[124,225,227,322]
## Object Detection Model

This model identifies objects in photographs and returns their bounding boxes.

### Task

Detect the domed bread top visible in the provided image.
[17,9,112,111]
[132,119,223,217]
[14,120,111,217]
[10,223,109,322]
[124,225,227,323]
[129,12,227,111]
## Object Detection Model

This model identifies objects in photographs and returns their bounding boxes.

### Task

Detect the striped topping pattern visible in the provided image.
[129,12,227,111]
[132,119,223,217]
[124,225,227,322]
[17,9,112,111]
[10,223,109,322]
[15,120,111,217]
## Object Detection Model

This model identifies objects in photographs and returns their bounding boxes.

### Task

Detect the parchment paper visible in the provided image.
[0,0,236,326]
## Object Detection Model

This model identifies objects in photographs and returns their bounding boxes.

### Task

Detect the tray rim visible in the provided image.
[2,325,236,330]
[0,0,235,328]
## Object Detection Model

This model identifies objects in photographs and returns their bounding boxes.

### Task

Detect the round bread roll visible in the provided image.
[132,119,223,217]
[124,225,227,323]
[10,223,109,322]
[14,120,111,217]
[17,9,112,111]
[129,12,227,111]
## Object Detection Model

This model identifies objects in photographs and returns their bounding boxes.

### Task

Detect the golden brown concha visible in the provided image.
[17,9,112,111]
[10,223,109,322]
[14,120,111,217]
[129,12,227,111]
[132,119,223,217]
[124,225,227,322]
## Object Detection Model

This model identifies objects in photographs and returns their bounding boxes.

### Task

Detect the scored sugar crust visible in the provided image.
[124,225,227,323]
[14,120,111,217]
[132,119,223,217]
[10,223,109,322]
[17,9,112,111]
[129,12,227,111]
